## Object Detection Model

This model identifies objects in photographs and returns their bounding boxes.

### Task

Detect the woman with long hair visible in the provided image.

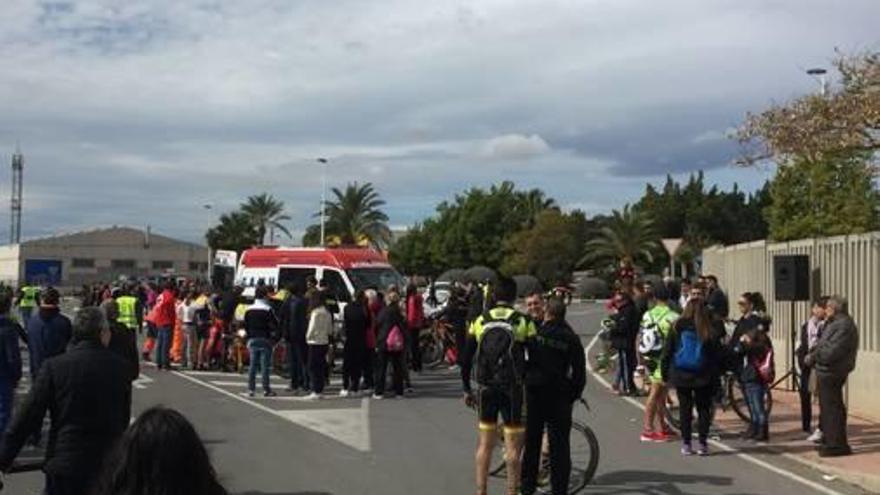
[661,285,725,456]
[732,291,774,442]
[92,407,227,495]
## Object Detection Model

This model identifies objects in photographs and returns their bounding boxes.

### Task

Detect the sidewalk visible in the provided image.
[711,387,880,493]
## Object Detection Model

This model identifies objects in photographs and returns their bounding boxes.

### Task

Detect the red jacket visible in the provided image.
[151,290,177,328]
[406,293,424,330]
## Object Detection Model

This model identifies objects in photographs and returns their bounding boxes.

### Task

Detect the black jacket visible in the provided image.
[661,318,725,389]
[707,288,730,320]
[809,313,859,377]
[526,319,586,402]
[376,305,407,353]
[108,321,140,382]
[244,300,278,341]
[0,341,132,477]
[436,298,468,333]
[609,297,640,351]
[343,301,370,349]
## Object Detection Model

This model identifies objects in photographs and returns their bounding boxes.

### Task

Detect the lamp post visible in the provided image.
[806,67,828,97]
[317,158,328,246]
[203,204,214,281]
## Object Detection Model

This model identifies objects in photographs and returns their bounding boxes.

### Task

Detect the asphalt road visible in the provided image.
[4,303,870,494]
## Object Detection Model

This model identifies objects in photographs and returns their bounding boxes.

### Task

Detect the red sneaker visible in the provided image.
[653,431,673,443]
[661,427,677,437]
[640,430,657,442]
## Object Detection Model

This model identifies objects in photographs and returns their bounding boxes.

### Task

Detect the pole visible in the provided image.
[669,256,675,280]
[318,158,327,246]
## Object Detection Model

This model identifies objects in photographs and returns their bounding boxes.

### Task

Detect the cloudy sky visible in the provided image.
[1,0,878,244]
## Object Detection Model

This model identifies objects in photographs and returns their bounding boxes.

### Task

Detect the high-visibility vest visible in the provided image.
[20,286,39,308]
[116,295,138,331]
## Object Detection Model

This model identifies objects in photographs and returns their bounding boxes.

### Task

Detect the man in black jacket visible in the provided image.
[282,282,309,392]
[521,298,586,495]
[610,292,639,396]
[805,295,859,457]
[0,307,132,495]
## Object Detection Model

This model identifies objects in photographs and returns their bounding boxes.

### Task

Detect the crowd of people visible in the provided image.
[602,267,860,459]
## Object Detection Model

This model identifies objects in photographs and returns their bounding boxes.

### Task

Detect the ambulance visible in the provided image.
[235,247,405,306]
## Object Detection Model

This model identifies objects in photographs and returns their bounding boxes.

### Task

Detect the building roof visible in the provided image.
[21,226,206,250]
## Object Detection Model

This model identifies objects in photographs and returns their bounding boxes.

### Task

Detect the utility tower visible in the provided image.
[10,146,23,244]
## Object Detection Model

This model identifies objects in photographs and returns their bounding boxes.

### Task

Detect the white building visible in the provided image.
[0,226,209,289]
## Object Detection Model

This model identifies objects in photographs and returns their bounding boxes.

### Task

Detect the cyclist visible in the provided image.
[462,277,537,495]
[639,285,679,442]
[522,297,585,495]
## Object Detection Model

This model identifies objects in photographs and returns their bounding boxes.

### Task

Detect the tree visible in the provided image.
[303,182,392,249]
[205,211,261,254]
[241,194,291,245]
[389,182,539,274]
[580,205,659,270]
[738,51,880,169]
[501,210,583,286]
[516,188,559,228]
[765,152,880,241]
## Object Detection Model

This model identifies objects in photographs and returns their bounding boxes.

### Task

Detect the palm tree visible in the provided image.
[309,182,392,249]
[518,188,558,228]
[205,211,262,254]
[240,193,291,244]
[580,205,659,269]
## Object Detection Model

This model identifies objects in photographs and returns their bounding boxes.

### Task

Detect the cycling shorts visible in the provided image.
[478,386,525,433]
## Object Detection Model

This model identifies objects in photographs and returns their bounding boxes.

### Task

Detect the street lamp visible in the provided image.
[317,158,328,246]
[203,204,215,279]
[806,67,828,97]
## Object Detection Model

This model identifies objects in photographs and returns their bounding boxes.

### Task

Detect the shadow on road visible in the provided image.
[235,492,332,495]
[588,470,733,495]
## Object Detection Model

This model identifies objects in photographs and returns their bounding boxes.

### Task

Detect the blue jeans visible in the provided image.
[156,326,172,369]
[744,381,768,429]
[0,377,13,435]
[613,347,636,394]
[248,338,272,393]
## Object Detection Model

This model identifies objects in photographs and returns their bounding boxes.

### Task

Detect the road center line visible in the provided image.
[583,333,847,495]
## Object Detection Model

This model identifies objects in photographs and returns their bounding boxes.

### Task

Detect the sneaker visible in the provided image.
[653,431,673,443]
[640,430,657,442]
[285,386,300,393]
[339,389,350,398]
[263,390,277,397]
[372,394,384,400]
[304,392,321,401]
[661,427,677,438]
[807,429,824,444]
[247,390,256,398]
[697,442,709,456]
[681,444,695,456]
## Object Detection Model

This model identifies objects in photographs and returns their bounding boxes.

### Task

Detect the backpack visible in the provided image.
[752,348,776,384]
[674,328,704,372]
[386,324,405,352]
[638,321,663,356]
[475,312,522,388]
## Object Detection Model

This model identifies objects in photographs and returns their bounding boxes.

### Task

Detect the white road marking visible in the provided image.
[210,380,289,388]
[172,370,372,452]
[583,333,847,495]
[132,374,154,390]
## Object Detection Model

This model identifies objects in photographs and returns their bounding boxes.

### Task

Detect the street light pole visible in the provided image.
[317,158,328,246]
[203,204,214,281]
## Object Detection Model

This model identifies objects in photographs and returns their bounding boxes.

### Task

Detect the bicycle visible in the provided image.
[420,319,458,369]
[485,398,600,495]
[665,372,773,430]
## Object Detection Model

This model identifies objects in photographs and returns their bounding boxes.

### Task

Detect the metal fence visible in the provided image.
[703,232,880,418]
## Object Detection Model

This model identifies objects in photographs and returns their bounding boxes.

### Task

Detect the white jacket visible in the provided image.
[306,307,333,345]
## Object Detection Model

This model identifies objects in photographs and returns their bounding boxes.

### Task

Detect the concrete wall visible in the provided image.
[703,232,880,419]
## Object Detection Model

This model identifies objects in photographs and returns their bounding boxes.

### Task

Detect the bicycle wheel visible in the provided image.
[729,380,773,423]
[420,333,443,368]
[534,422,599,494]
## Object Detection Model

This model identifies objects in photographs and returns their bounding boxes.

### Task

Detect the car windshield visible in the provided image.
[346,267,405,292]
